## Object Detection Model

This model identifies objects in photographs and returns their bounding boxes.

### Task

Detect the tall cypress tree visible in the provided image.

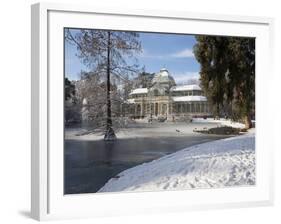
[227,37,255,128]
[193,36,229,118]
[193,35,255,128]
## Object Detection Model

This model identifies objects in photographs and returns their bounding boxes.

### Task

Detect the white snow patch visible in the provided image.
[65,122,221,141]
[129,88,148,95]
[172,96,207,102]
[193,118,246,129]
[171,84,201,91]
[98,131,255,192]
[126,98,135,104]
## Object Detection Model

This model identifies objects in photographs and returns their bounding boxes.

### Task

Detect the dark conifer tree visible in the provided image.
[194,35,255,128]
[227,37,255,128]
[193,36,229,118]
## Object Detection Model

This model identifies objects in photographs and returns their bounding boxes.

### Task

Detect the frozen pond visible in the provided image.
[64,122,231,194]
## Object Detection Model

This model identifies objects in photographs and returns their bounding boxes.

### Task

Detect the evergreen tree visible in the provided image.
[227,37,255,128]
[193,35,255,128]
[64,77,80,125]
[65,77,75,101]
[193,36,229,118]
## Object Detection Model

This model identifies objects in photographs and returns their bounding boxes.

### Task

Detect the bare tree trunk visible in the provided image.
[104,31,116,141]
[215,103,220,120]
[244,114,252,129]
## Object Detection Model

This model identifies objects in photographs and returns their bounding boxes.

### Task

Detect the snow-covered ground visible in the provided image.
[65,122,223,141]
[98,130,255,192]
[192,118,246,129]
[65,118,246,141]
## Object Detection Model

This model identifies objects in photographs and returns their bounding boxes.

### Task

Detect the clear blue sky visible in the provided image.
[65,30,200,84]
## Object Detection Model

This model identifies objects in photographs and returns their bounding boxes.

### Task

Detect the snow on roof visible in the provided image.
[152,68,176,85]
[158,68,169,77]
[171,84,201,92]
[129,88,148,95]
[172,96,207,102]
[126,99,135,104]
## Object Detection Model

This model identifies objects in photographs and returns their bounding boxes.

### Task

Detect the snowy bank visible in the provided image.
[98,130,255,192]
[65,122,223,141]
[192,118,246,129]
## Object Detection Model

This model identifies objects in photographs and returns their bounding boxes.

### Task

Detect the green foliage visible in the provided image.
[64,77,75,101]
[193,35,255,127]
[193,36,230,116]
[227,38,255,121]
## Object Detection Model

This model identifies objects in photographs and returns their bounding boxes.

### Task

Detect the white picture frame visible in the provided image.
[31,2,275,221]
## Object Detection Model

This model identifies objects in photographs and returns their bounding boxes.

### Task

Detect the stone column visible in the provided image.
[134,104,137,118]
[204,103,206,113]
[140,102,143,117]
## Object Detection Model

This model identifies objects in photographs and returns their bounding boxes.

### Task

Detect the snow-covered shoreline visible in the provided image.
[98,130,255,193]
[65,118,245,141]
[192,118,246,129]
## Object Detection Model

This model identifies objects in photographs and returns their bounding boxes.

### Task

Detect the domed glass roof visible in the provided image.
[151,68,176,86]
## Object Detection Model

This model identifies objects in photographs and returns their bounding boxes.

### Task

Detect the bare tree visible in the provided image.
[65,28,141,140]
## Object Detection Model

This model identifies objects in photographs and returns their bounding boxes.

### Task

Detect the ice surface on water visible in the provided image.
[98,131,255,192]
